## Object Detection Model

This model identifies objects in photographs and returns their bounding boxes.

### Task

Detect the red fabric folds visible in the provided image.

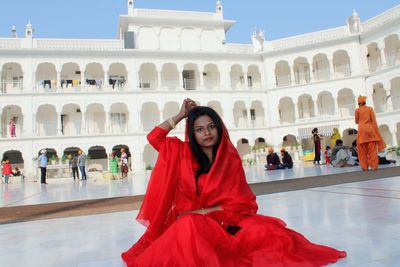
[122,126,346,266]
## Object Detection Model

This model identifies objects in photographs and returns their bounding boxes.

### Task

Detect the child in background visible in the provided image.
[2,160,12,184]
[325,146,332,165]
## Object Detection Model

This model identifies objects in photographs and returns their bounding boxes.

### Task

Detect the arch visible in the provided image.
[88,145,107,172]
[379,125,392,146]
[207,101,223,118]
[390,77,400,110]
[37,148,58,161]
[141,102,160,131]
[279,97,295,124]
[342,128,358,146]
[317,91,335,116]
[1,105,23,138]
[63,147,81,158]
[332,50,351,78]
[161,63,179,90]
[384,34,400,66]
[1,62,23,93]
[143,144,158,169]
[86,103,106,134]
[181,28,200,51]
[2,150,24,169]
[203,64,220,90]
[248,65,262,89]
[84,63,104,89]
[137,26,158,50]
[37,104,57,136]
[230,64,244,90]
[108,63,127,89]
[233,100,247,128]
[298,94,315,119]
[183,63,199,90]
[312,53,330,81]
[337,88,356,117]
[139,63,157,90]
[293,57,311,84]
[372,83,386,113]
[35,62,57,91]
[250,100,265,127]
[60,62,81,90]
[112,144,131,158]
[110,102,129,133]
[61,103,82,136]
[160,27,179,50]
[366,42,381,72]
[163,102,180,122]
[282,134,298,147]
[236,138,251,159]
[275,60,291,86]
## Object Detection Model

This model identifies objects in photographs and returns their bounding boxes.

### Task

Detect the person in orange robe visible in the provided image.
[355,96,386,171]
[122,98,346,266]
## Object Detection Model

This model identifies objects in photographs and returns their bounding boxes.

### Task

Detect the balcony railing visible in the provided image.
[183,78,196,90]
[0,38,21,49]
[36,39,124,51]
[0,81,23,93]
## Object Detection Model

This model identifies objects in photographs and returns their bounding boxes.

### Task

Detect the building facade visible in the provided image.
[1,0,399,177]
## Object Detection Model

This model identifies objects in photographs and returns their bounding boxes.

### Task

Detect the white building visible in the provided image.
[1,1,399,177]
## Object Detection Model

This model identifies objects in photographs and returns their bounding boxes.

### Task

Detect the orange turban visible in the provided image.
[357,95,367,104]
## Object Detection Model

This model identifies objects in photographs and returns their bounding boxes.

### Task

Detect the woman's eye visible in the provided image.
[209,124,216,129]
[196,128,203,132]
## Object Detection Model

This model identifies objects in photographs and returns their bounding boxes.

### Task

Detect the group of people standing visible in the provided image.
[108,148,130,179]
[313,95,388,171]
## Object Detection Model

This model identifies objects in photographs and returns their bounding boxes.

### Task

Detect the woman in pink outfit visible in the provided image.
[8,118,16,137]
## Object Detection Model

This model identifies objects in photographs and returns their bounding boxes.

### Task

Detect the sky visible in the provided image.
[0,0,399,43]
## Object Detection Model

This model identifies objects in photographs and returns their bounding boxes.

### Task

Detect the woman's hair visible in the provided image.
[187,106,223,179]
[312,128,318,134]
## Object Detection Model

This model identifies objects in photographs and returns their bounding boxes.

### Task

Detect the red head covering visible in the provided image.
[134,107,257,249]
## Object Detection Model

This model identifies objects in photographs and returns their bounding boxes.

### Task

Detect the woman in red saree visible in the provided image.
[122,99,346,266]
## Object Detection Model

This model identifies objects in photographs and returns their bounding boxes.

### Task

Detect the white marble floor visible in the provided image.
[3,162,397,207]
[1,175,400,266]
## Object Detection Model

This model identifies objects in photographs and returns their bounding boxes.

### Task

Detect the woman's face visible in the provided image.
[193,115,219,149]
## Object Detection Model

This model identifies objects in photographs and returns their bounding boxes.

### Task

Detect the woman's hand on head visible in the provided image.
[178,98,197,119]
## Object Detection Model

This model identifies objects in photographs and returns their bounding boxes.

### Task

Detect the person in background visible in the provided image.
[265,147,283,170]
[38,149,48,184]
[78,150,87,180]
[120,148,129,179]
[2,160,12,184]
[325,146,332,165]
[355,96,386,171]
[312,128,322,165]
[280,148,293,169]
[69,154,79,180]
[8,118,16,137]
[331,140,355,167]
[330,128,341,148]
[109,151,119,179]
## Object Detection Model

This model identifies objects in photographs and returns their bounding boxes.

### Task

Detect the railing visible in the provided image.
[183,78,196,90]
[270,26,347,51]
[36,39,124,51]
[276,75,291,87]
[161,80,181,90]
[225,43,254,54]
[338,104,356,118]
[363,5,400,32]
[0,38,21,49]
[313,69,330,81]
[204,79,219,90]
[333,65,351,78]
[386,51,400,67]
[0,81,23,93]
[139,80,156,90]
[368,58,382,72]
[135,8,217,20]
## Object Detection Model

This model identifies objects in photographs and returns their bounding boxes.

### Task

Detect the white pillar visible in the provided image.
[378,41,387,67]
[244,72,249,89]
[133,149,144,172]
[81,110,87,134]
[57,113,62,136]
[294,102,299,121]
[105,111,110,133]
[178,68,184,90]
[56,71,61,91]
[32,112,37,136]
[103,70,108,90]
[157,70,162,90]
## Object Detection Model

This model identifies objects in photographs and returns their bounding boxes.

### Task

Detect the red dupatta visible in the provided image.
[126,121,257,258]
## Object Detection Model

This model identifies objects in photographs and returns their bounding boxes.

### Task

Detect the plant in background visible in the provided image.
[145,164,153,171]
[387,146,400,156]
[49,155,59,163]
